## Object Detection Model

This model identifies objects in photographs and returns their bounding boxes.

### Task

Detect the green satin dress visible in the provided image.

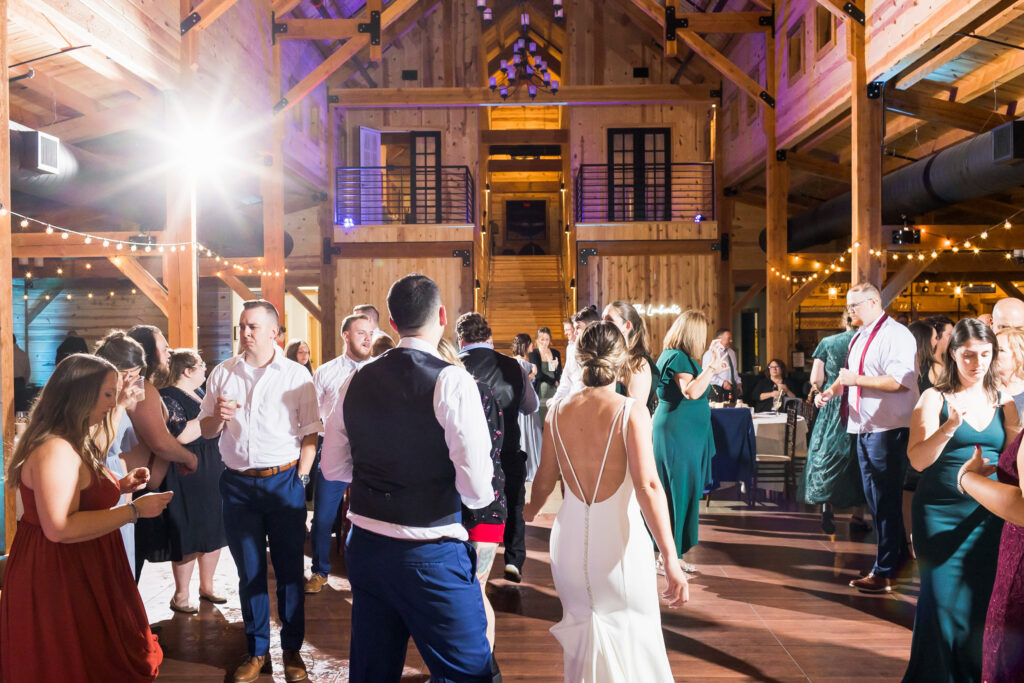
[652,349,714,555]
[903,400,1005,683]
[802,330,865,508]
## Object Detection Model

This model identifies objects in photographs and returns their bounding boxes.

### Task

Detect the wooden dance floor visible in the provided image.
[144,492,916,682]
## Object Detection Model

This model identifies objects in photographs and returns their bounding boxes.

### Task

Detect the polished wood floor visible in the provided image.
[143,491,916,682]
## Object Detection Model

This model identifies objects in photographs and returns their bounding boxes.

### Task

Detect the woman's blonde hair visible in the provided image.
[605,301,651,373]
[576,322,629,387]
[662,310,709,359]
[997,326,1024,382]
[437,338,465,369]
[7,354,117,489]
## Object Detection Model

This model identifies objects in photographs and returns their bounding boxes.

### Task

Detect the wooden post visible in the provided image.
[764,32,789,363]
[319,106,338,361]
[714,106,734,331]
[0,0,16,552]
[164,96,198,348]
[849,14,883,288]
[262,41,286,316]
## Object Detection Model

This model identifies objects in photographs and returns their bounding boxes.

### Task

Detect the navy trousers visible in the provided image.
[501,451,527,570]
[220,467,306,656]
[346,526,493,683]
[310,465,348,577]
[856,428,909,578]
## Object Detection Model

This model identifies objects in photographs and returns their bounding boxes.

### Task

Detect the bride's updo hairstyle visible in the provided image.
[576,321,629,388]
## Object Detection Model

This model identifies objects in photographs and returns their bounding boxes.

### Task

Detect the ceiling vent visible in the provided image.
[20,130,60,174]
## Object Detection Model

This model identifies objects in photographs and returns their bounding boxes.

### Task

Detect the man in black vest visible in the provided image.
[320,274,498,682]
[456,313,539,583]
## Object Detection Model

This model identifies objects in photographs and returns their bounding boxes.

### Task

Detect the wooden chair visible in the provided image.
[753,402,801,503]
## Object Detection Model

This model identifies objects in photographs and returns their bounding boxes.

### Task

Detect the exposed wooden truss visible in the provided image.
[329,83,717,107]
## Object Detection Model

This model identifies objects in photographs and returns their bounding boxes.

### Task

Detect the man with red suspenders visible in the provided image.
[817,283,919,593]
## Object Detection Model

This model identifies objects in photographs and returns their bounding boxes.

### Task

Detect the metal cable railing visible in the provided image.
[335,165,474,225]
[574,162,714,223]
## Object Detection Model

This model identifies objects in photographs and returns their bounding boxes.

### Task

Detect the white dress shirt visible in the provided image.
[199,346,321,470]
[320,336,495,541]
[845,314,919,434]
[460,342,539,414]
[313,353,366,422]
[550,342,584,404]
[702,347,740,389]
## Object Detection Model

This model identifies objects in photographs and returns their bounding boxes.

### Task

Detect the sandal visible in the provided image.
[199,591,227,604]
[169,597,199,614]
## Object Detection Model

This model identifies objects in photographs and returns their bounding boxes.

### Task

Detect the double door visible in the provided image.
[607,128,670,222]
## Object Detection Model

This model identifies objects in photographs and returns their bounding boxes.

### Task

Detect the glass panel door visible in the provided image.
[607,128,670,221]
[411,131,441,223]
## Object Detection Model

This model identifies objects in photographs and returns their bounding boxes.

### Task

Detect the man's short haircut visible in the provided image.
[243,299,280,326]
[848,282,881,301]
[715,328,731,338]
[342,313,370,333]
[456,312,492,344]
[572,305,601,326]
[353,304,380,325]
[386,274,441,334]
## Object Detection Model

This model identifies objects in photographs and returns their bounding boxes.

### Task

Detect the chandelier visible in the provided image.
[478,2,563,100]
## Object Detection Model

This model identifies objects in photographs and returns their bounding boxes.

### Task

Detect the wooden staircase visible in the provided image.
[483,255,568,352]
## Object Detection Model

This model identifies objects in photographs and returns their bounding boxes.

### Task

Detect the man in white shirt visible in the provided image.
[549,305,602,406]
[304,313,374,594]
[354,303,391,341]
[321,274,496,681]
[818,283,918,593]
[703,328,741,402]
[199,300,320,682]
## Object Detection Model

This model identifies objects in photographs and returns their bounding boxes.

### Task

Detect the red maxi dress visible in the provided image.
[0,467,162,682]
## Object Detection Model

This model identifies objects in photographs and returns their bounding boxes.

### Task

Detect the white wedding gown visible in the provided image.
[549,397,675,682]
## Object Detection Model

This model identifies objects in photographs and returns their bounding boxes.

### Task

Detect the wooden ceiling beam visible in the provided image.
[996,280,1024,299]
[215,269,259,301]
[882,254,940,306]
[330,1,441,88]
[671,11,772,34]
[180,0,243,35]
[488,159,562,173]
[286,286,322,321]
[786,150,850,183]
[107,255,169,316]
[674,29,770,105]
[731,281,764,318]
[9,66,105,116]
[482,129,568,144]
[275,0,422,115]
[884,87,1014,133]
[274,18,362,41]
[39,99,157,143]
[329,83,717,107]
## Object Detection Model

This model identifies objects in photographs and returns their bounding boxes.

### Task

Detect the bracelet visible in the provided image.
[957,469,971,495]
[127,501,139,525]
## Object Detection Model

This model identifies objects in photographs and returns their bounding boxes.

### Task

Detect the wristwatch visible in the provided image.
[299,473,311,487]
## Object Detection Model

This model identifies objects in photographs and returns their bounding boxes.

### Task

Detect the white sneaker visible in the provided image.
[503,564,522,583]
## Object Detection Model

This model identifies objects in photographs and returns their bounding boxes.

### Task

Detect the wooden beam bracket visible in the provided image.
[453,249,471,267]
[323,237,342,265]
[842,1,865,25]
[358,10,381,46]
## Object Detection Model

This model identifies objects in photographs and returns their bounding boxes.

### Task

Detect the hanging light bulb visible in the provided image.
[1005,219,1013,229]
[19,218,28,228]
[45,226,54,234]
[61,232,69,240]
[103,240,110,247]
[84,236,92,244]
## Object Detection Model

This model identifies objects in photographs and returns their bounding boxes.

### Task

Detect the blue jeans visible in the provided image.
[220,467,306,656]
[346,526,493,682]
[310,467,348,577]
[856,429,909,578]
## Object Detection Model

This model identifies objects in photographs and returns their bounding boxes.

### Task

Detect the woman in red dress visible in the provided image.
[0,353,172,682]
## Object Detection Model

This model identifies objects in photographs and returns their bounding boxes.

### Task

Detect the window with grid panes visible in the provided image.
[607,128,670,222]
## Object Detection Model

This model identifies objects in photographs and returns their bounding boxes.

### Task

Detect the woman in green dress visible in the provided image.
[804,315,866,534]
[652,310,727,573]
[903,318,1021,682]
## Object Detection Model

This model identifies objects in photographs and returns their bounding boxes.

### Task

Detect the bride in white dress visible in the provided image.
[524,321,688,682]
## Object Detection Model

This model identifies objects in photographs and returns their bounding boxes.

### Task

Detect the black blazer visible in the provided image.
[528,348,562,392]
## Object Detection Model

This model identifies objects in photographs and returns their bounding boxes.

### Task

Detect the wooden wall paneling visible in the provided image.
[577,252,719,356]
[334,253,474,341]
[1,0,15,551]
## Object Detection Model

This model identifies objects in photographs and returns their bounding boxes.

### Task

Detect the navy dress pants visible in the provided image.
[220,467,306,656]
[310,465,348,578]
[346,526,493,683]
[856,428,909,578]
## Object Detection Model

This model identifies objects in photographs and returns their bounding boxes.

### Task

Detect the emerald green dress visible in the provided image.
[652,349,714,555]
[803,330,865,508]
[904,399,1005,683]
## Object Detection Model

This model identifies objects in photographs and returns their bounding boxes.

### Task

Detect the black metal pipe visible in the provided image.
[788,120,1024,251]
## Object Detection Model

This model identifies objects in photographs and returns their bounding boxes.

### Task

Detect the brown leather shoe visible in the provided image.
[304,574,329,594]
[850,573,893,593]
[233,655,269,683]
[283,649,308,682]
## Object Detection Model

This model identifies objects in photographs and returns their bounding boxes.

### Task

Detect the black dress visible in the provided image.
[137,387,227,563]
[751,376,784,413]
[529,348,562,423]
[615,354,659,415]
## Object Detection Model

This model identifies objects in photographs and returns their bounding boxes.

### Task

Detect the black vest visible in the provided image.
[343,348,460,527]
[460,347,525,462]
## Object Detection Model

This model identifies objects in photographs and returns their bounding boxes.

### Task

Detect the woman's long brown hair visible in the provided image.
[7,354,117,489]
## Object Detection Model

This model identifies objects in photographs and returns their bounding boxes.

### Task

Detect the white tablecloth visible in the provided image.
[752,413,807,458]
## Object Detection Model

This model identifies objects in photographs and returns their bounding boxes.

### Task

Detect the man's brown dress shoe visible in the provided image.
[233,655,269,683]
[283,649,308,682]
[849,573,892,593]
[304,574,329,594]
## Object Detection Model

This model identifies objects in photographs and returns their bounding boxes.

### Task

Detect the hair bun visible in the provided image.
[576,321,628,387]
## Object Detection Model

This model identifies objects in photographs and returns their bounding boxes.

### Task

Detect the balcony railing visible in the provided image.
[574,162,714,223]
[335,165,475,226]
